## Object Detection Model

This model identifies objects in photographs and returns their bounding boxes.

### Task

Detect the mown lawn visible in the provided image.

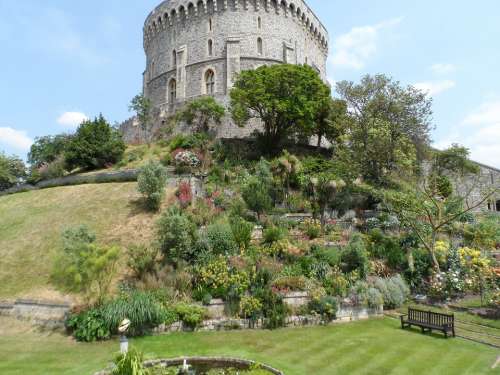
[1,318,498,375]
[0,183,164,299]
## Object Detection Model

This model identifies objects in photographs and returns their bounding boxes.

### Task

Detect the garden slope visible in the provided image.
[0,182,164,300]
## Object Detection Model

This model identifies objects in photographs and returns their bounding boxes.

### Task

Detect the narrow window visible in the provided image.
[208,39,213,57]
[169,79,177,102]
[205,69,215,95]
[496,200,500,212]
[209,18,213,31]
[258,17,262,29]
[257,37,263,55]
[172,50,177,66]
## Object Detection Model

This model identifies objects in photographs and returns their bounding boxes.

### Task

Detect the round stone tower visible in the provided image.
[125,0,329,141]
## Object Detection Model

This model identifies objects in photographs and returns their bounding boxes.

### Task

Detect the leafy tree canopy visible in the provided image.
[0,152,26,191]
[230,64,331,151]
[28,134,72,168]
[336,74,433,185]
[64,114,126,171]
[176,96,225,133]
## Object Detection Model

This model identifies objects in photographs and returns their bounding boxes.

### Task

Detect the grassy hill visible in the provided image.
[0,182,168,300]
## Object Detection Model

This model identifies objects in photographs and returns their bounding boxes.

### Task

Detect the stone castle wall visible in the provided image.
[121,0,329,142]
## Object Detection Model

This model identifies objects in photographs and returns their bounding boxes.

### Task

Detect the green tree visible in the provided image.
[52,226,119,304]
[137,161,168,211]
[314,98,349,149]
[0,152,26,191]
[129,94,153,147]
[242,176,273,220]
[230,64,331,152]
[336,74,433,185]
[271,150,301,207]
[176,96,225,133]
[65,114,126,171]
[157,207,197,266]
[28,134,72,168]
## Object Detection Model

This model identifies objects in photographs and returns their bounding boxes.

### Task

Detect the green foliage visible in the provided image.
[239,296,263,320]
[313,98,349,148]
[65,115,126,170]
[341,234,369,278]
[205,221,239,256]
[366,287,384,308]
[157,207,197,265]
[168,133,211,150]
[0,152,26,191]
[28,134,72,168]
[129,94,153,146]
[367,229,406,270]
[262,225,286,245]
[433,144,480,176]
[255,289,288,329]
[112,347,148,375]
[100,291,166,336]
[127,245,159,280]
[242,176,272,219]
[52,226,119,303]
[176,96,225,132]
[230,217,254,251]
[66,308,110,342]
[230,64,331,151]
[337,74,432,184]
[35,156,67,181]
[373,275,410,309]
[174,303,207,328]
[308,296,338,322]
[464,214,500,251]
[137,161,168,211]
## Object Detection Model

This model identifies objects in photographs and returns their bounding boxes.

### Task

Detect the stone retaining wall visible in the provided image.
[0,299,71,328]
[155,305,383,334]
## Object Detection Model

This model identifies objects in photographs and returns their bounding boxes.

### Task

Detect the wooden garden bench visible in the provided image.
[401,307,455,338]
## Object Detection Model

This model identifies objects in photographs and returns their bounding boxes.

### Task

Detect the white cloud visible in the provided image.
[329,17,403,70]
[414,80,456,96]
[0,127,33,152]
[431,63,457,75]
[434,99,500,168]
[57,112,88,129]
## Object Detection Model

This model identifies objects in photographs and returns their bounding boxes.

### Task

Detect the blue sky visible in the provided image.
[1,0,499,167]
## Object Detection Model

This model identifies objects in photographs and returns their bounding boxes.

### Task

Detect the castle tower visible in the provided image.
[124,0,329,141]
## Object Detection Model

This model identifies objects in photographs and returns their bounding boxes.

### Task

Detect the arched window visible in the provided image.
[205,69,215,95]
[208,39,213,57]
[172,50,177,66]
[169,79,177,103]
[258,17,262,29]
[257,37,263,55]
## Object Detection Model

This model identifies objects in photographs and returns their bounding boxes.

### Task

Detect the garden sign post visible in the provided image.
[118,318,131,354]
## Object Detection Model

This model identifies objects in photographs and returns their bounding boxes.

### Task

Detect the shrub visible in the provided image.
[28,134,72,168]
[373,275,409,309]
[127,245,159,280]
[230,217,254,251]
[172,149,201,173]
[242,176,272,220]
[37,156,67,180]
[302,219,322,239]
[174,303,207,328]
[308,296,338,322]
[206,222,238,256]
[137,161,167,211]
[262,225,286,245]
[176,180,193,208]
[311,245,341,267]
[100,291,166,336]
[367,229,405,270]
[239,296,263,320]
[366,287,384,308]
[65,114,125,171]
[255,289,288,329]
[157,207,197,265]
[272,275,308,292]
[66,308,110,342]
[0,153,26,190]
[197,256,250,299]
[112,347,148,375]
[341,234,369,278]
[52,226,119,304]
